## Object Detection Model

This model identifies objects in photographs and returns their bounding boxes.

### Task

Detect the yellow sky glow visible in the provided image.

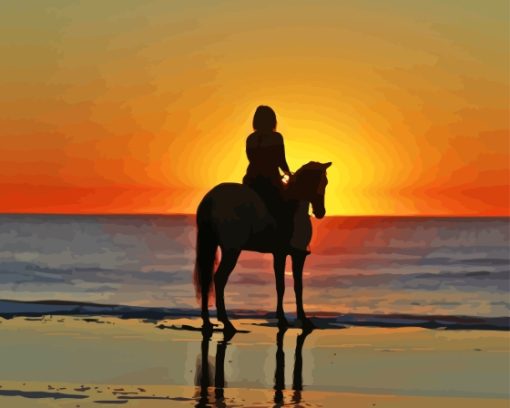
[0,1,508,215]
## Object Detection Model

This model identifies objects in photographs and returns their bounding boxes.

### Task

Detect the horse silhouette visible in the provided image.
[194,161,332,334]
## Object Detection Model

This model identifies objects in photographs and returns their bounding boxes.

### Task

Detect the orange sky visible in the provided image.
[1,1,509,215]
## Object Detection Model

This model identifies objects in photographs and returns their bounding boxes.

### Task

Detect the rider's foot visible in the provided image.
[287,246,311,256]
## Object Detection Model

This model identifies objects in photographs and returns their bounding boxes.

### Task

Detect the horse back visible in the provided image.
[197,183,273,249]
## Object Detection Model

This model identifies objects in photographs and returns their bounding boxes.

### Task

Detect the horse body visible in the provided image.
[194,161,331,334]
[197,182,276,251]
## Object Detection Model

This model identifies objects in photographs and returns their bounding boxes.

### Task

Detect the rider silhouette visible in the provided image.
[242,106,293,248]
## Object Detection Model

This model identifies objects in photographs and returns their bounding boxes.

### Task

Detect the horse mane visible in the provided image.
[294,161,325,177]
[286,161,325,197]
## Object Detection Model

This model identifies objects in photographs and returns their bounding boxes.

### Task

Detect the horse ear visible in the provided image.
[323,162,332,169]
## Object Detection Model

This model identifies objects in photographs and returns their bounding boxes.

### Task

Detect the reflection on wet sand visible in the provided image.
[194,328,313,407]
[274,327,312,407]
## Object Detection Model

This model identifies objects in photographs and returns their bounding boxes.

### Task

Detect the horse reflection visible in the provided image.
[194,328,313,407]
[194,332,232,408]
[274,328,312,406]
[194,334,212,407]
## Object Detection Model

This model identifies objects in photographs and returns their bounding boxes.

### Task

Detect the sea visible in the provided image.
[0,214,508,319]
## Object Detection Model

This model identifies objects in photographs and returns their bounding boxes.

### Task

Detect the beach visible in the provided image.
[0,313,508,407]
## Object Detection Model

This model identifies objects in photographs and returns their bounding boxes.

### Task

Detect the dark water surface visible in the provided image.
[0,214,508,317]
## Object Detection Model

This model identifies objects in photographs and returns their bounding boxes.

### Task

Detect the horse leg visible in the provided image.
[214,249,240,333]
[201,274,213,335]
[291,252,314,330]
[273,252,289,328]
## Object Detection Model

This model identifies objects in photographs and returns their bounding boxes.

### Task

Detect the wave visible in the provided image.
[1,299,508,331]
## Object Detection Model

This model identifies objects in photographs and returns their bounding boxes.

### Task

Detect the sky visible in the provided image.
[1,1,509,215]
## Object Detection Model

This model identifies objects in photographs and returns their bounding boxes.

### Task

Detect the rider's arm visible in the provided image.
[276,133,291,174]
[246,133,256,162]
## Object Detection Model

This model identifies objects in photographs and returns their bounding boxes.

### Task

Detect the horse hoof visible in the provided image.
[297,317,315,332]
[277,317,289,329]
[223,321,237,335]
[202,322,214,337]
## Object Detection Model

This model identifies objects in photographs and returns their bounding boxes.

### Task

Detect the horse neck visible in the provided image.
[286,178,310,203]
[294,200,310,217]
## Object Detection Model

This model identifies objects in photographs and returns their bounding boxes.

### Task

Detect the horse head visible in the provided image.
[289,161,332,219]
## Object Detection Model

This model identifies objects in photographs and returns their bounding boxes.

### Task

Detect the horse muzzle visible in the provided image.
[314,209,325,219]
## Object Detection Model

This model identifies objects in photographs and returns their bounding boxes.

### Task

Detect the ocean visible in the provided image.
[0,214,508,319]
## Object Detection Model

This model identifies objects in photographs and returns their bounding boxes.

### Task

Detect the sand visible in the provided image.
[0,316,508,407]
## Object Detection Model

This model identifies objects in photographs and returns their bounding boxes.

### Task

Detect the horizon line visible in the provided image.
[0,212,508,218]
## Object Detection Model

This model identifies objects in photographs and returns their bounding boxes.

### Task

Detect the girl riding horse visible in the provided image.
[194,106,331,334]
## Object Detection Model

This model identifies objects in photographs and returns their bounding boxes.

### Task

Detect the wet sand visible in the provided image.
[0,316,508,407]
[0,381,507,408]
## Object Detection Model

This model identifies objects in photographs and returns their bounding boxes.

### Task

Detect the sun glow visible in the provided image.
[0,2,508,215]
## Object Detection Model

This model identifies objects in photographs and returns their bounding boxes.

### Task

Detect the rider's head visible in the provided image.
[253,105,277,132]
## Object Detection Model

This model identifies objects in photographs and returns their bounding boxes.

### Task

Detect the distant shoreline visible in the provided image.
[1,299,508,331]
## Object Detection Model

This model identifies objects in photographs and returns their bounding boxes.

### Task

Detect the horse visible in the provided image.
[193,161,331,334]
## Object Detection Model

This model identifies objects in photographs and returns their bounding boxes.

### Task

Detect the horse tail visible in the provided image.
[193,199,219,306]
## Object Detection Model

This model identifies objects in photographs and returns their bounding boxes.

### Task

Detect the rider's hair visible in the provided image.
[253,105,277,132]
